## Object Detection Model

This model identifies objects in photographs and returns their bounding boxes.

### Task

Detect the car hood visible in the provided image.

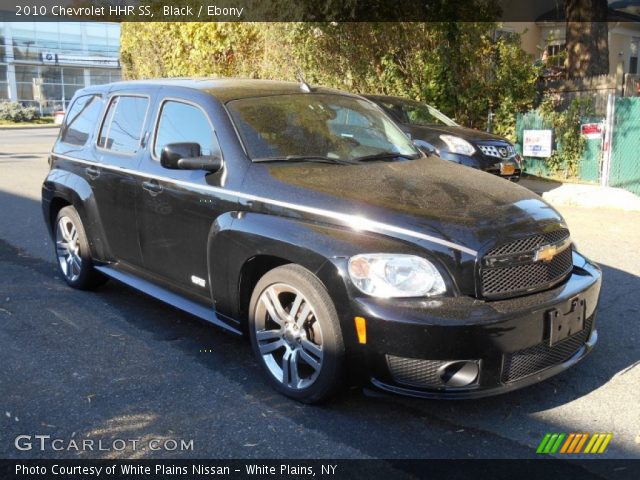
[246,157,565,255]
[404,124,509,144]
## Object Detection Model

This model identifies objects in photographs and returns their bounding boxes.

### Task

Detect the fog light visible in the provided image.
[437,361,480,387]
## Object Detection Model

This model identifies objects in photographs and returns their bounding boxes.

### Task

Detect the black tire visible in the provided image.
[54,206,107,290]
[248,264,345,403]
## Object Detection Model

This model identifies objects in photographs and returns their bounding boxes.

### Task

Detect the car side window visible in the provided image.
[97,95,149,154]
[154,100,220,159]
[60,94,103,146]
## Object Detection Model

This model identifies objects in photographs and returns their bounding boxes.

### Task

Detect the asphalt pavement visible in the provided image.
[0,128,638,464]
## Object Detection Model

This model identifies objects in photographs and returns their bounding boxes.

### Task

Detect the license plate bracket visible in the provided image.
[546,297,585,346]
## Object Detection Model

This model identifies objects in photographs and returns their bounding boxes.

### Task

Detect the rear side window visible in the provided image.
[60,94,103,146]
[98,95,149,154]
[153,101,219,159]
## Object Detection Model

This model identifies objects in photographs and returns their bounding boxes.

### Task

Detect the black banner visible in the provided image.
[1,0,639,22]
[1,459,640,480]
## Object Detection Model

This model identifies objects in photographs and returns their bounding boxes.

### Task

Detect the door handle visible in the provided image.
[85,166,100,180]
[142,180,163,195]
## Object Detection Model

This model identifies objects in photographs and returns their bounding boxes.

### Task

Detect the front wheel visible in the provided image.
[248,264,345,403]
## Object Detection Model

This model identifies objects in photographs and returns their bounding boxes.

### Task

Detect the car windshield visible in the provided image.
[381,100,458,127]
[226,93,420,163]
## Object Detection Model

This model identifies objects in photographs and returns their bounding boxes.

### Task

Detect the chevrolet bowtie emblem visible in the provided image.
[535,244,559,262]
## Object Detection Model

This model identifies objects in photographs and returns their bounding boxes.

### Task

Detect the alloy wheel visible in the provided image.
[254,283,324,390]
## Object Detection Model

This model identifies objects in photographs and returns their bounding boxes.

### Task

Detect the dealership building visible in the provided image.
[0,21,121,112]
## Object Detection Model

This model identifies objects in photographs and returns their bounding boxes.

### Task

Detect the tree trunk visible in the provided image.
[565,0,609,78]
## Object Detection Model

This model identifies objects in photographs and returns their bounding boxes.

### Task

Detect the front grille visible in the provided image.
[486,229,569,257]
[480,229,573,299]
[481,247,573,298]
[502,316,593,383]
[387,355,447,388]
[478,144,516,159]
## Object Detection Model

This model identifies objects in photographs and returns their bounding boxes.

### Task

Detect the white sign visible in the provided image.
[41,52,119,68]
[581,123,603,140]
[523,129,553,158]
[56,54,119,67]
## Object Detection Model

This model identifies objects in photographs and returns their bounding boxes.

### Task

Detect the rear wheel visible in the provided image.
[248,264,344,403]
[54,206,107,290]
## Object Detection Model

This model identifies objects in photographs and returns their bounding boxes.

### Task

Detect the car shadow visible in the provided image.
[519,174,564,196]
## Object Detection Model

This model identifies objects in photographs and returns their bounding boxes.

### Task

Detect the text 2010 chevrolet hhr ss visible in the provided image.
[42,79,601,403]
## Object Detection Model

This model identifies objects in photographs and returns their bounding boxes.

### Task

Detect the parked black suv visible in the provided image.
[366,95,522,181]
[43,79,601,403]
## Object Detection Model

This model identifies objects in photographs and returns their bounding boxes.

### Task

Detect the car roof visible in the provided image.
[87,78,359,103]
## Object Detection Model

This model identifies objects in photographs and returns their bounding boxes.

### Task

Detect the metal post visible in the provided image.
[600,93,615,187]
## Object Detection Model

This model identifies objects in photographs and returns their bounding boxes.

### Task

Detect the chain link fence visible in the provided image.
[609,97,640,196]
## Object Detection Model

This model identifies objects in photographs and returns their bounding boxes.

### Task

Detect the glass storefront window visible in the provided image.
[2,22,121,103]
[63,84,83,99]
[16,83,33,101]
[12,22,39,61]
[63,68,85,85]
[14,65,39,83]
[0,65,7,100]
[89,68,120,85]
[59,23,82,55]
[41,66,62,83]
[42,83,63,100]
[86,23,109,56]
[0,24,5,62]
[35,23,59,51]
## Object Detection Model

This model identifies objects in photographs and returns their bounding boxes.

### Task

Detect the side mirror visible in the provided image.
[160,142,222,172]
[413,139,437,156]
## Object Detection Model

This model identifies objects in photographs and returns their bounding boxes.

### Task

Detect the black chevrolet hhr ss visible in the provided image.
[42,79,601,403]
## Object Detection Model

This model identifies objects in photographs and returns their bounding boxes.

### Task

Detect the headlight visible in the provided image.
[348,254,446,298]
[439,135,476,156]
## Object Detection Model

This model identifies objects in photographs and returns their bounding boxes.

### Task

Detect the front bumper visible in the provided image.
[348,251,602,399]
[438,151,521,181]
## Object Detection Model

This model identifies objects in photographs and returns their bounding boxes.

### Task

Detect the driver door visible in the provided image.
[137,99,224,297]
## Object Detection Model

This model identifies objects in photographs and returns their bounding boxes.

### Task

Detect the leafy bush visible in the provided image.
[0,102,40,122]
[539,95,594,176]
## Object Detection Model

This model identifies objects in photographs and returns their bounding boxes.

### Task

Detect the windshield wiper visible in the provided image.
[253,155,357,165]
[352,151,421,162]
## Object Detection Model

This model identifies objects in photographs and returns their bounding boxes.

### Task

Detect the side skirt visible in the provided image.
[95,265,242,335]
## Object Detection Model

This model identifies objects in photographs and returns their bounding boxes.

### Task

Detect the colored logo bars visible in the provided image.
[536,433,613,454]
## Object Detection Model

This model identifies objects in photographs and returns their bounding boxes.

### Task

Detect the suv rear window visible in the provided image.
[98,95,149,154]
[60,94,103,146]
